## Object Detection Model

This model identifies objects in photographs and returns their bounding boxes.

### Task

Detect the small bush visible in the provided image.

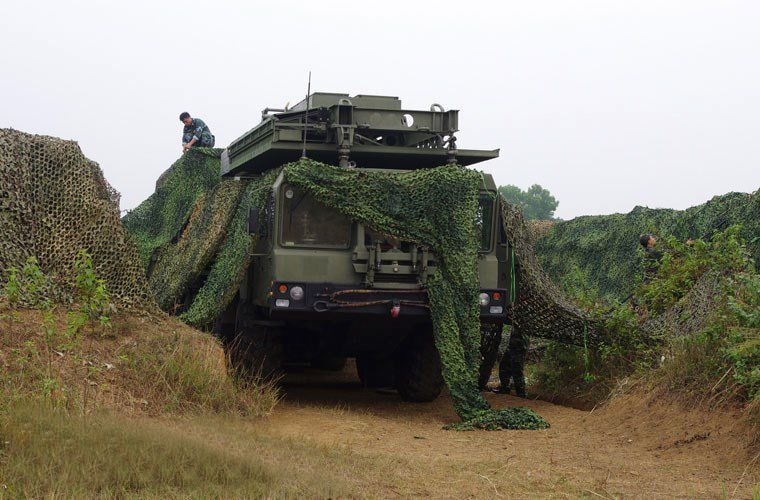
[73,249,111,325]
[2,257,48,307]
[657,270,759,402]
[638,226,752,315]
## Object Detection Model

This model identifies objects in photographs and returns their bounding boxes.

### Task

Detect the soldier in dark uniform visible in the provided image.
[492,325,528,397]
[640,233,663,282]
[180,112,215,152]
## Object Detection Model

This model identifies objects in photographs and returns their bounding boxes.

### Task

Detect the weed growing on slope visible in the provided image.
[3,257,49,308]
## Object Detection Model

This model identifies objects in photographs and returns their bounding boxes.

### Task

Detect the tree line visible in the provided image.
[498,184,559,220]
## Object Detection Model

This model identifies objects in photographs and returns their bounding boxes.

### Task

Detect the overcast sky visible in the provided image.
[1,0,758,219]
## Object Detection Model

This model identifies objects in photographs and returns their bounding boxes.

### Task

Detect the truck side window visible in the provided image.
[260,192,275,240]
[476,194,495,252]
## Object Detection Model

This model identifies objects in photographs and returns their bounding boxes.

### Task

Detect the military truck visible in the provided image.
[214,93,513,402]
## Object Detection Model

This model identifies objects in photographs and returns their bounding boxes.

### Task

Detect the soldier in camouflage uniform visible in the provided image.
[640,233,663,282]
[492,325,528,397]
[180,112,215,152]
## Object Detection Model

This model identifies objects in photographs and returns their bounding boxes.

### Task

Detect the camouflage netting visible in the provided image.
[0,129,155,310]
[639,270,725,340]
[180,168,281,326]
[121,148,224,268]
[535,191,760,300]
[501,202,600,346]
[126,155,612,429]
[284,161,546,429]
[121,149,280,321]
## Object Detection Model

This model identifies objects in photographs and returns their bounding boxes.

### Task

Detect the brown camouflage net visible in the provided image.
[639,270,725,340]
[0,129,155,310]
[500,201,599,346]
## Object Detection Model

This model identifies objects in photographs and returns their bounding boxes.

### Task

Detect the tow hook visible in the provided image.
[390,300,401,319]
[313,300,333,313]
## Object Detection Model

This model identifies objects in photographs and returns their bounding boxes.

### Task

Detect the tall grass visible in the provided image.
[115,317,280,416]
[0,309,279,417]
[0,401,377,498]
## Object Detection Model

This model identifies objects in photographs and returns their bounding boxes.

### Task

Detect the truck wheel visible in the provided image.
[356,354,395,388]
[213,295,239,343]
[395,329,444,402]
[227,327,283,381]
[227,303,283,381]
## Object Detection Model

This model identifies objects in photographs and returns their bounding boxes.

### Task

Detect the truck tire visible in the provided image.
[395,329,444,402]
[227,303,283,381]
[356,353,395,388]
[213,295,239,343]
[227,326,283,381]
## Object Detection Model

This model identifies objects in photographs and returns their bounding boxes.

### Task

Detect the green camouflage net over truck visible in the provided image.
[0,129,155,310]
[125,153,611,429]
[535,191,760,300]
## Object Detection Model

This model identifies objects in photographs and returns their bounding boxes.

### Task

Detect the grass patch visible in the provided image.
[0,401,388,498]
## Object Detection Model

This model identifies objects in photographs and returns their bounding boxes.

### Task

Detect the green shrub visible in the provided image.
[533,226,759,407]
[2,257,48,307]
[73,249,111,324]
[638,226,752,315]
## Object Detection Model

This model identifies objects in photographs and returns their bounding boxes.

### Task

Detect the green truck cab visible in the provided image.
[215,93,512,402]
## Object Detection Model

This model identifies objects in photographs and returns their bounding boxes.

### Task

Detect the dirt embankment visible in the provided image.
[0,307,276,416]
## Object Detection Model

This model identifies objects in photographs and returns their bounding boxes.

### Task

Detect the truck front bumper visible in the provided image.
[267,282,508,322]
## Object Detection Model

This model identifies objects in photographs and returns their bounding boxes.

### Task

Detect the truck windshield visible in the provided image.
[476,194,495,252]
[280,184,352,248]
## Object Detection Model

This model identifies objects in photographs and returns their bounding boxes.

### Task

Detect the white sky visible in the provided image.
[1,0,758,219]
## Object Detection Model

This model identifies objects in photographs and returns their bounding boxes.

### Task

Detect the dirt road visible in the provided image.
[258,361,758,498]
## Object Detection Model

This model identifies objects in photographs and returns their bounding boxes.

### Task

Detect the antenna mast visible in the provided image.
[301,71,311,159]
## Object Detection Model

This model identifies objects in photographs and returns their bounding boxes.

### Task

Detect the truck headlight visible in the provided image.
[289,286,304,301]
[478,292,490,306]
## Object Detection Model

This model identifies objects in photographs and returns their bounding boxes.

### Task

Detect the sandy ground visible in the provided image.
[257,360,758,498]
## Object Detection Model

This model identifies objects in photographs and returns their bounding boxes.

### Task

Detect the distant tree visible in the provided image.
[498,184,559,220]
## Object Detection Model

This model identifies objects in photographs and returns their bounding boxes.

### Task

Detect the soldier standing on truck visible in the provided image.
[492,326,528,398]
[180,112,215,152]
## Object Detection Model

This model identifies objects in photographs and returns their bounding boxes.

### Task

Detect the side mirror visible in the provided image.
[246,208,261,235]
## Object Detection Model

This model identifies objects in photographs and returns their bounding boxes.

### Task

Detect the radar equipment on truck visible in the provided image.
[221,93,499,176]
